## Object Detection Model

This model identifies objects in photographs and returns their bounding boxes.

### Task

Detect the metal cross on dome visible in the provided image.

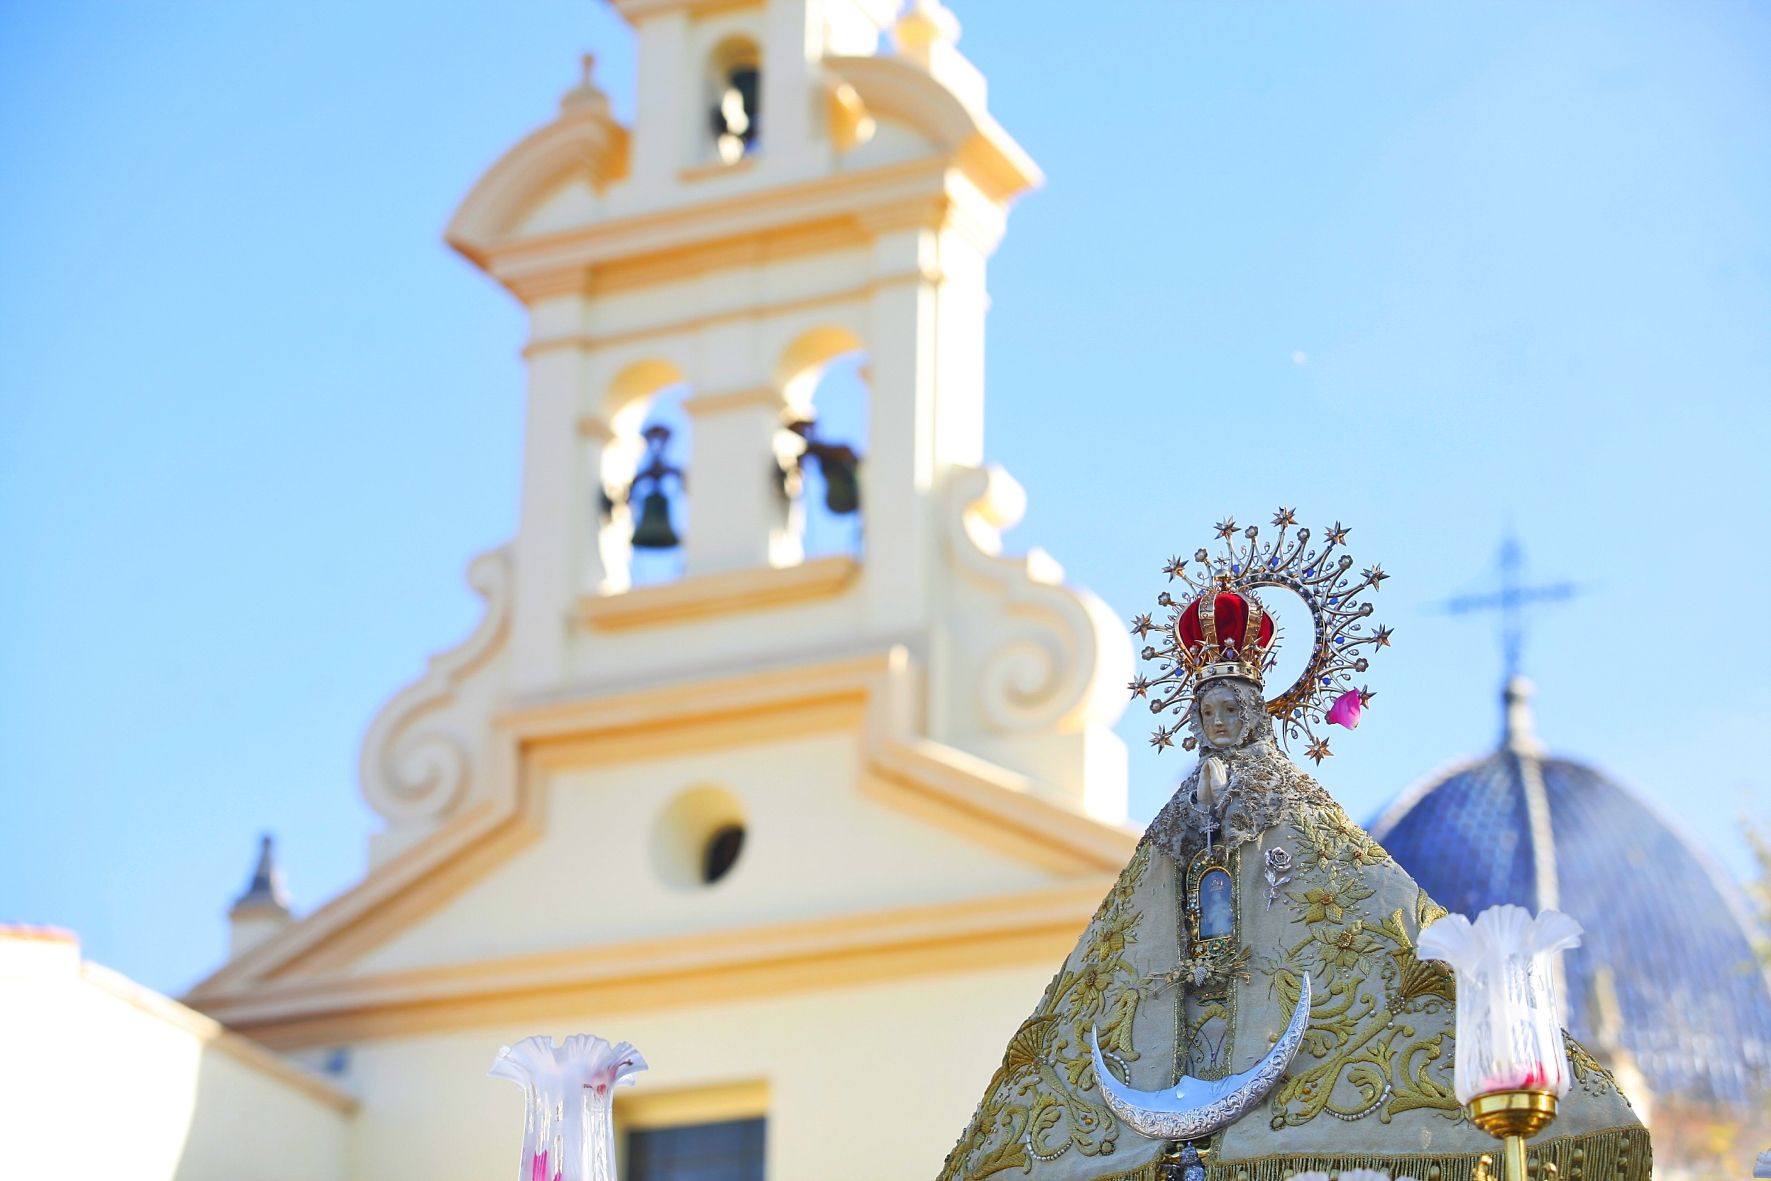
[1437,534,1580,683]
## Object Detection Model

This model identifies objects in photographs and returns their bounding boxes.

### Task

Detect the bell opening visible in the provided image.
[623,387,691,587]
[787,349,869,562]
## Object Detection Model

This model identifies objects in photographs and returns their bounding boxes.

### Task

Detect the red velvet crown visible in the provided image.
[1176,589,1275,685]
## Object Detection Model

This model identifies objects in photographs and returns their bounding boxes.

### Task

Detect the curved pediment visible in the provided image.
[824,54,1041,203]
[446,96,629,267]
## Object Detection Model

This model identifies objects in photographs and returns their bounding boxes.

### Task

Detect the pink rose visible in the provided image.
[1326,689,1363,729]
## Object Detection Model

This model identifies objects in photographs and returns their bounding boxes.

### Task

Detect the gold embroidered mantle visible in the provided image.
[936,741,1649,1181]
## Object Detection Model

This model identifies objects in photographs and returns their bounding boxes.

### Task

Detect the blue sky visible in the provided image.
[2,1,1768,996]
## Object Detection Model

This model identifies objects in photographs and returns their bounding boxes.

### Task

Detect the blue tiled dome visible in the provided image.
[1370,680,1771,1111]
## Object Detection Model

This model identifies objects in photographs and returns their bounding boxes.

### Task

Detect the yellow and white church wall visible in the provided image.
[0,928,354,1181]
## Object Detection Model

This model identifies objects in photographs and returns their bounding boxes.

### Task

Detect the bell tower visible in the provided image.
[189,12,1145,1174]
[358,0,1131,861]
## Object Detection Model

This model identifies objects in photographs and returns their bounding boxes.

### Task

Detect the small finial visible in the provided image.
[231,833,291,917]
[1501,676,1542,756]
[561,52,609,113]
[895,0,961,67]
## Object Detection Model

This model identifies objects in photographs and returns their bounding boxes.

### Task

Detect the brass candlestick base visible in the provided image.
[1469,1089,1559,1181]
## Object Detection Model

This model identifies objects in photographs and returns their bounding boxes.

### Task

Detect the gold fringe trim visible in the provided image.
[1082,1125,1651,1181]
[1085,1166,1164,1181]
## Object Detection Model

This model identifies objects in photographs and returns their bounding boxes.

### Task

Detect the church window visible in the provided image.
[708,39,761,165]
[702,823,745,885]
[628,1116,765,1181]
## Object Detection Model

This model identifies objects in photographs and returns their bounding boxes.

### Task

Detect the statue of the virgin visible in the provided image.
[936,513,1649,1181]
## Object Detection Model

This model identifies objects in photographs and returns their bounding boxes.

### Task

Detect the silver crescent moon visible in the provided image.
[1089,972,1312,1141]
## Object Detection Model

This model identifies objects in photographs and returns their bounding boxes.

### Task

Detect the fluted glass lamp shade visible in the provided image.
[1417,904,1581,1103]
[489,1034,648,1181]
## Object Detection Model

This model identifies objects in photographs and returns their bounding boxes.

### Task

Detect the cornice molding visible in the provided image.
[521,277,879,359]
[680,385,786,418]
[612,0,757,23]
[506,268,593,303]
[476,156,947,279]
[580,555,858,631]
[590,216,867,296]
[678,156,758,185]
[459,156,1004,303]
[192,879,1111,1050]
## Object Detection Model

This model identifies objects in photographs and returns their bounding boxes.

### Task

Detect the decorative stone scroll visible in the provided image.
[944,465,1130,736]
[360,547,511,825]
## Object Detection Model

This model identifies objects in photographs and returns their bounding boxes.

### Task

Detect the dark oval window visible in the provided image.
[702,823,746,884]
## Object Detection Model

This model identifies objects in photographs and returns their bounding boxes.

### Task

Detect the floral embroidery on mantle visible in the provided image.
[937,847,1151,1180]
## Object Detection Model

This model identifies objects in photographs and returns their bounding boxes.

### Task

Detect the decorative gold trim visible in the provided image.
[1241,597,1265,657]
[1470,1088,1560,1181]
[1083,1123,1650,1181]
[1469,1088,1558,1140]
[578,556,858,631]
[935,847,1151,1179]
[1184,847,1237,957]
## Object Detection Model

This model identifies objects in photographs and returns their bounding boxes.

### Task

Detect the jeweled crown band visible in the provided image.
[1196,659,1264,689]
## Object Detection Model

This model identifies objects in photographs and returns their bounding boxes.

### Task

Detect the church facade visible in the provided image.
[177,0,1141,1177]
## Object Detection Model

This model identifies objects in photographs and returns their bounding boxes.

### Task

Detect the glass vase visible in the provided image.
[490,1034,647,1181]
[1418,903,1581,1102]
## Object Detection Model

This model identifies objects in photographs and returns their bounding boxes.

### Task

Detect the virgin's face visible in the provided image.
[1198,687,1246,749]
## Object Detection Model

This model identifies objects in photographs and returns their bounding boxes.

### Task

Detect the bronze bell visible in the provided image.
[821,453,861,515]
[630,489,680,549]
